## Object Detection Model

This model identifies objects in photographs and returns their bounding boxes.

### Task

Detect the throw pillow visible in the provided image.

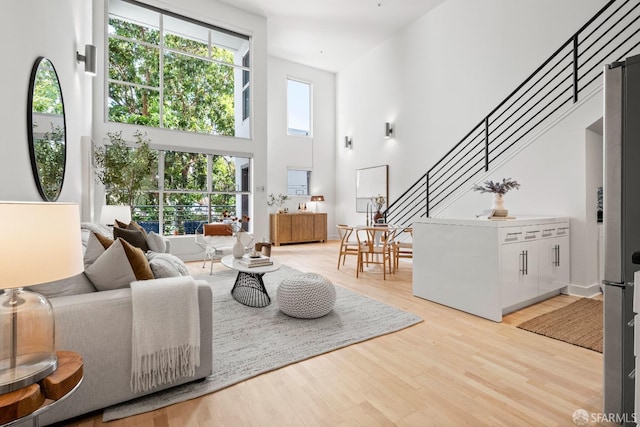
[84,232,115,268]
[146,231,167,253]
[121,238,154,280]
[114,226,150,252]
[127,220,148,237]
[84,238,154,291]
[146,252,189,278]
[115,219,147,237]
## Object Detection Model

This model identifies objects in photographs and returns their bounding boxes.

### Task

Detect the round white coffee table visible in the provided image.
[221,255,281,307]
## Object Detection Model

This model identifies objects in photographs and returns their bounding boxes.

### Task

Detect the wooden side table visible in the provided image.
[0,351,83,427]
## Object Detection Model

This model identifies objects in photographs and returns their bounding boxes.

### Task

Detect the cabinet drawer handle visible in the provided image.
[552,245,560,267]
[519,250,528,275]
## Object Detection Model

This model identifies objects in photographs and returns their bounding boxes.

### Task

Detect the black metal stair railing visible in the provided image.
[385,0,640,226]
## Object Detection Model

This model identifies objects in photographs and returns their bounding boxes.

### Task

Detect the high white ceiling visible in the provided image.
[217,0,446,73]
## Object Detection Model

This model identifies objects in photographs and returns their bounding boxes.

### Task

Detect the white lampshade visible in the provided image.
[0,202,83,393]
[100,205,131,225]
[0,202,84,288]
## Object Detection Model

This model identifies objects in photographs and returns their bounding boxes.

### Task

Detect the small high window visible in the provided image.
[287,169,310,196]
[287,78,311,137]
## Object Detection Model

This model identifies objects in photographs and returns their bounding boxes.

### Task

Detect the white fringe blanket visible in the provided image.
[130,276,200,393]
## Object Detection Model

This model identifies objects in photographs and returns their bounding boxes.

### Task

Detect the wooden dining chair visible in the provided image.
[336,224,359,270]
[355,226,396,280]
[394,227,413,270]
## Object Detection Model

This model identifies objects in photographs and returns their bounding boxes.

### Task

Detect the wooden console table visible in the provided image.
[0,351,83,426]
[270,213,327,246]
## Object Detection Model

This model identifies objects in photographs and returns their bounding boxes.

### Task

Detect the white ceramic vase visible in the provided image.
[491,193,505,210]
[232,234,245,259]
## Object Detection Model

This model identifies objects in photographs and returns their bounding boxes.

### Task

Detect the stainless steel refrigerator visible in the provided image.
[603,53,640,423]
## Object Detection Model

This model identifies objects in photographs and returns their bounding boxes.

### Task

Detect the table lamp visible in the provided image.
[99,205,131,226]
[310,195,324,213]
[0,202,83,393]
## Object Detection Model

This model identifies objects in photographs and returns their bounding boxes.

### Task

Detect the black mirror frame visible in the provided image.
[27,56,67,202]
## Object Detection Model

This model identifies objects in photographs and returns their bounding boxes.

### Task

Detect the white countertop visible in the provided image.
[414,216,570,227]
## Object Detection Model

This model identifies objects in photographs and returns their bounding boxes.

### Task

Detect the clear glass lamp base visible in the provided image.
[0,353,57,394]
[0,288,58,394]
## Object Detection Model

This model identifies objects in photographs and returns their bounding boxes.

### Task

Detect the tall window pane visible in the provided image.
[108,0,250,138]
[163,52,235,135]
[287,79,311,137]
[164,151,208,190]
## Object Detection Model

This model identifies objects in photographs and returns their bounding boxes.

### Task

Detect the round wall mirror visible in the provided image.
[27,57,66,202]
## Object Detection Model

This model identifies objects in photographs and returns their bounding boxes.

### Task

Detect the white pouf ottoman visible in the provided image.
[277,273,336,319]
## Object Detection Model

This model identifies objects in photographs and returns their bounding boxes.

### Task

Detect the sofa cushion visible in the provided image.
[85,238,154,291]
[27,272,97,298]
[146,252,189,278]
[113,226,149,252]
[146,231,167,253]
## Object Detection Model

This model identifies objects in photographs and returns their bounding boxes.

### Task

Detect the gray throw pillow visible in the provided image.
[146,231,167,253]
[146,252,189,278]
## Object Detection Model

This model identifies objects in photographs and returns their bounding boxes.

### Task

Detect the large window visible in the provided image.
[104,145,251,235]
[108,0,251,137]
[287,78,311,136]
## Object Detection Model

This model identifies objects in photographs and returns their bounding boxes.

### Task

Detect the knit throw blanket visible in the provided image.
[130,276,201,393]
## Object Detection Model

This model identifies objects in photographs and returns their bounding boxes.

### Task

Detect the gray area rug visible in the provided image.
[103,265,422,421]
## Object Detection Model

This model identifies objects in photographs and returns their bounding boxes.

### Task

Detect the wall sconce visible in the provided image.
[385,122,394,139]
[345,136,353,150]
[76,44,97,76]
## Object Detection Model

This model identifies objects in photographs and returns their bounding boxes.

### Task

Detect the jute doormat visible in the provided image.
[517,298,603,353]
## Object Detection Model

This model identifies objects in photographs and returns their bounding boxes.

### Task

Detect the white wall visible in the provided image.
[335,0,610,287]
[267,57,336,238]
[0,0,93,205]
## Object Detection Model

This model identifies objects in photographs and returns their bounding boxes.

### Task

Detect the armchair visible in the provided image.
[195,223,236,274]
[195,224,255,274]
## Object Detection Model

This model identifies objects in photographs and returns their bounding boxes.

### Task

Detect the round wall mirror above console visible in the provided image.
[27,57,67,202]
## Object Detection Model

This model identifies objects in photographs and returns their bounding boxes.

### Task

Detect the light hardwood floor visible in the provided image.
[65,241,610,427]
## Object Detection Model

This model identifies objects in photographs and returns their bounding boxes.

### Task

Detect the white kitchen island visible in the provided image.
[413,217,570,322]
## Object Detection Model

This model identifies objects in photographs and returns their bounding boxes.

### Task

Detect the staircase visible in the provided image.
[385,0,640,226]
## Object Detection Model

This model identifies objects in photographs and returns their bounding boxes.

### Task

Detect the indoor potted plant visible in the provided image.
[371,194,386,223]
[93,130,158,214]
[472,178,520,212]
[267,193,291,213]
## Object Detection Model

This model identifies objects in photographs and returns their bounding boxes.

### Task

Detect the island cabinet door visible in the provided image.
[500,228,539,308]
[539,224,571,293]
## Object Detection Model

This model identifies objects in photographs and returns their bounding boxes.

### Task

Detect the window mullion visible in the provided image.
[159,13,164,129]
[158,150,165,234]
